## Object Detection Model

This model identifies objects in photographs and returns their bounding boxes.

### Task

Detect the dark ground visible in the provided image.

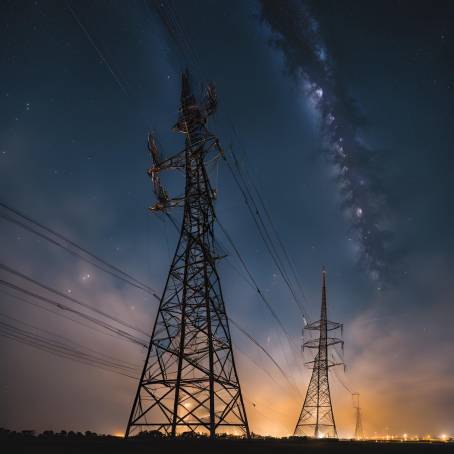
[1,437,453,454]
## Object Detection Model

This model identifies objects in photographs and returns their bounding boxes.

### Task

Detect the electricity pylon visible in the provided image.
[353,393,364,440]
[125,71,249,438]
[294,267,343,438]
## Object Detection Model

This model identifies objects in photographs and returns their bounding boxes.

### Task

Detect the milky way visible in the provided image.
[260,0,396,286]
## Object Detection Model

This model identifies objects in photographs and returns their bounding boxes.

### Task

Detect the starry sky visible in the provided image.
[1,0,454,438]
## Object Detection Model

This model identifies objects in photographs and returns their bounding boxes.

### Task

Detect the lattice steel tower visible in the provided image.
[294,268,343,438]
[353,393,364,440]
[125,71,250,438]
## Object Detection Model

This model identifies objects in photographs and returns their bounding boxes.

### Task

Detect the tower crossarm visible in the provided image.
[303,337,344,350]
[147,132,222,214]
[150,134,221,172]
[304,359,344,369]
[149,150,186,173]
[305,320,343,332]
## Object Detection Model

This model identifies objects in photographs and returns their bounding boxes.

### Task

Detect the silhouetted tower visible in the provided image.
[353,393,364,440]
[125,71,250,438]
[294,267,343,438]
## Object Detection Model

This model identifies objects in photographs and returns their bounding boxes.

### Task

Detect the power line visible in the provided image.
[0,262,149,337]
[230,319,302,398]
[0,288,140,347]
[0,311,140,370]
[165,211,256,290]
[0,202,160,298]
[215,217,305,391]
[65,0,131,98]
[228,133,312,312]
[146,0,200,71]
[223,150,309,321]
[0,278,147,348]
[0,319,139,379]
[215,219,295,345]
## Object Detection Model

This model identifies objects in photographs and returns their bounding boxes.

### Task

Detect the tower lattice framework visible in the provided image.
[294,268,343,438]
[353,393,364,440]
[125,71,250,438]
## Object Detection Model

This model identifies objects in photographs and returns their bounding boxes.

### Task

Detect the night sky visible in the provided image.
[1,0,454,438]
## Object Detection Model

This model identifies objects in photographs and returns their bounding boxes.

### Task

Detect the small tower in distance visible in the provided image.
[294,267,343,438]
[353,392,364,440]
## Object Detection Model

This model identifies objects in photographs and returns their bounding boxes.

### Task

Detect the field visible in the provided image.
[2,437,452,454]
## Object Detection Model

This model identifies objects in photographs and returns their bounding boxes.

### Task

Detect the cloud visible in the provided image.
[338,303,454,436]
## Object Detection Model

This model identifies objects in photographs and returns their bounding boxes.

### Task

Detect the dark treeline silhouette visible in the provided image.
[1,428,452,454]
[0,427,264,440]
[0,427,111,440]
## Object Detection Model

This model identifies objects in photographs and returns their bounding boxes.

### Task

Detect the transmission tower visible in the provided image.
[353,393,364,440]
[294,267,343,438]
[125,71,250,438]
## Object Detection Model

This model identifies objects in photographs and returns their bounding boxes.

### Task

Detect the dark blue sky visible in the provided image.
[1,0,453,437]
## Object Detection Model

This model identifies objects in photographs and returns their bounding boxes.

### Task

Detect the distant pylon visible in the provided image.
[125,71,249,438]
[294,267,343,438]
[353,393,364,440]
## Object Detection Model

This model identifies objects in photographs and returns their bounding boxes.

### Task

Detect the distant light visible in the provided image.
[441,434,447,441]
